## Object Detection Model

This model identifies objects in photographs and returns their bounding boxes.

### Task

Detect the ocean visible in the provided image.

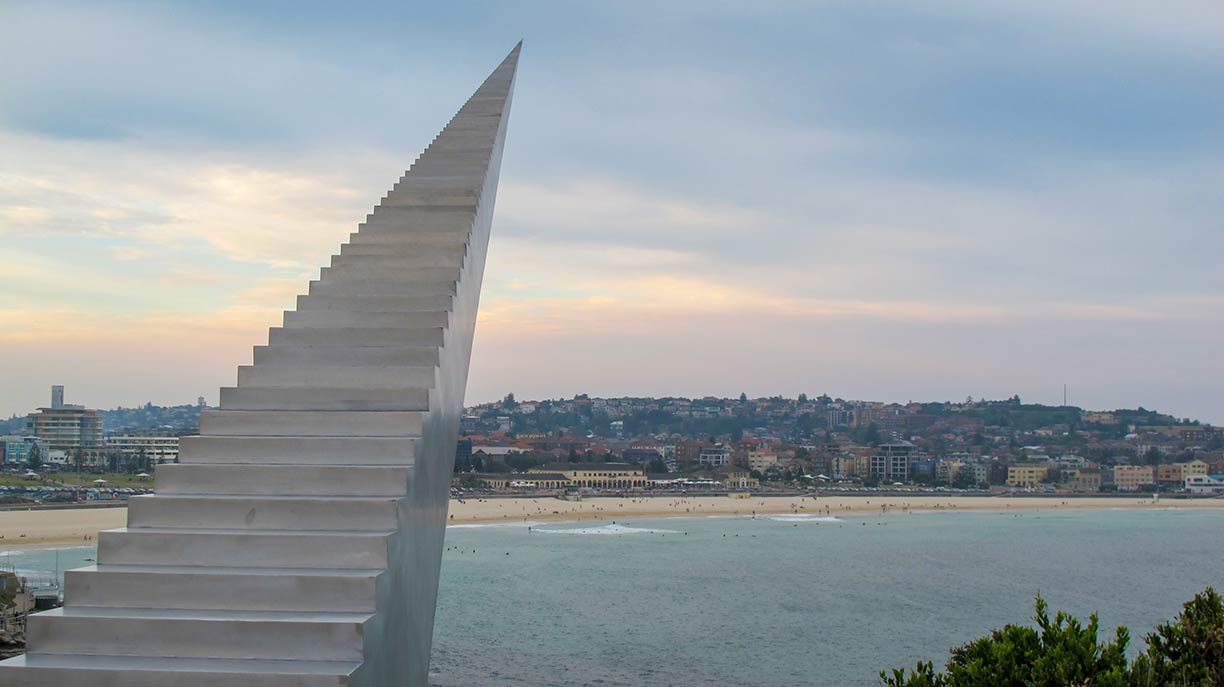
[3,508,1220,686]
[430,508,1222,686]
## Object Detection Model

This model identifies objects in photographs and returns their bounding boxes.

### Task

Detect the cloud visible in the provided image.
[0,2,1221,423]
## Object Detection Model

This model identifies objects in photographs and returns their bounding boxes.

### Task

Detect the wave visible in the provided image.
[532,523,679,536]
[765,514,844,523]
[447,521,546,530]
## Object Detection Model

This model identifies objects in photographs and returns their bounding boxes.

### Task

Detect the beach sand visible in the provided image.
[445,494,1224,525]
[3,494,1220,549]
[0,506,126,548]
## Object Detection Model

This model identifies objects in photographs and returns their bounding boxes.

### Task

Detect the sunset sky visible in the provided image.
[1,2,1221,422]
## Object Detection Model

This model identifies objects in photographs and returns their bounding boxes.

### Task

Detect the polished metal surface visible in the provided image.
[0,43,520,687]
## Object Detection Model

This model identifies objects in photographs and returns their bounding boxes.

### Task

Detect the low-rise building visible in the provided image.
[1007,464,1048,488]
[747,451,778,472]
[105,434,180,464]
[1114,464,1155,491]
[936,460,965,483]
[531,463,647,489]
[697,446,732,467]
[1062,468,1102,493]
[1156,463,1185,486]
[716,468,758,490]
[1,436,46,465]
[1184,474,1224,495]
[1182,460,1210,478]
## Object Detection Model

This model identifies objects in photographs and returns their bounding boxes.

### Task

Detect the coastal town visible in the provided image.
[4,387,1222,502]
[449,393,1224,496]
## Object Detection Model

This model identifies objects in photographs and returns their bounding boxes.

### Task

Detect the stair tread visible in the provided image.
[108,526,395,537]
[1,653,361,676]
[134,494,404,502]
[40,606,373,623]
[73,563,384,577]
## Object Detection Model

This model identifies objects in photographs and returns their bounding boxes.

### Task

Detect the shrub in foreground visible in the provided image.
[882,588,1223,687]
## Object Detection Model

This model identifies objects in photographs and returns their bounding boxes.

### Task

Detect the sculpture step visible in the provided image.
[269,325,445,346]
[318,265,460,283]
[98,527,395,569]
[199,410,423,436]
[253,343,440,366]
[330,247,464,267]
[0,654,363,687]
[179,435,417,465]
[127,494,402,531]
[237,364,437,390]
[346,230,468,247]
[378,192,477,207]
[308,278,457,297]
[282,309,449,328]
[338,242,466,259]
[64,564,384,612]
[27,607,374,662]
[219,386,430,411]
[155,464,411,497]
[295,292,454,312]
[361,205,474,230]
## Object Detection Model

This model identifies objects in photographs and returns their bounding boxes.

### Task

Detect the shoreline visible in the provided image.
[2,494,1221,549]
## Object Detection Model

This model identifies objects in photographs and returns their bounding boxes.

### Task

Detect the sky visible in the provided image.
[1,1,1221,422]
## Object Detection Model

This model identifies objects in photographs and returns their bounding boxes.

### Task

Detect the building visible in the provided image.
[1007,464,1049,488]
[970,463,990,486]
[1181,460,1210,478]
[697,446,732,467]
[531,463,647,489]
[1062,468,1102,493]
[26,386,103,465]
[1114,464,1155,491]
[464,472,569,490]
[1,571,35,636]
[747,451,779,471]
[715,468,758,489]
[1153,461,1210,490]
[827,408,854,429]
[869,442,917,483]
[936,460,965,483]
[105,434,181,465]
[1184,474,1224,495]
[831,454,859,478]
[1,435,46,465]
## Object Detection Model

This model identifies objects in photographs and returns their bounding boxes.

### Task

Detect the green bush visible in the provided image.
[883,588,1223,687]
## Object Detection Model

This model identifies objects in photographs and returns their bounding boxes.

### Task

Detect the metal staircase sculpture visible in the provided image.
[0,42,520,687]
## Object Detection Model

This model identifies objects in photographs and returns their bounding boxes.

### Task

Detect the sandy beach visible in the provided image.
[446,494,1224,525]
[0,506,126,548]
[2,494,1221,549]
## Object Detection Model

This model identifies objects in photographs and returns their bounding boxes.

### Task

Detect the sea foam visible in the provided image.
[765,514,844,523]
[532,523,678,536]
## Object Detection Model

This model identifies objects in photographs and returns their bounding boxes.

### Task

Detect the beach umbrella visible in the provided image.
[136,472,151,478]
[93,478,108,485]
[23,471,39,478]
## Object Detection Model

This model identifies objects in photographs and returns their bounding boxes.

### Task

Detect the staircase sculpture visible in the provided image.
[0,42,520,686]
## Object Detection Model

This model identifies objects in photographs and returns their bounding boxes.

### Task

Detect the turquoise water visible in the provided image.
[2,510,1220,686]
[431,509,1223,686]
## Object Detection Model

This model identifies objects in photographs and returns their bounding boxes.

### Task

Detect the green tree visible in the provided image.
[1131,587,1224,686]
[882,596,1131,687]
[27,444,42,470]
